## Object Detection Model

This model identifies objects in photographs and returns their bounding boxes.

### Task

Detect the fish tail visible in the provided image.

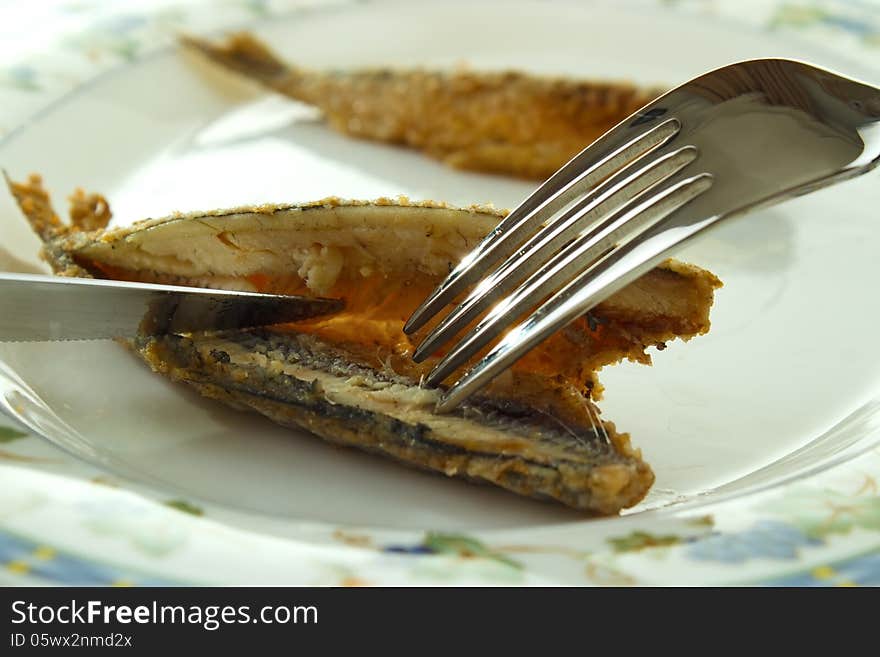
[4,172,113,242]
[4,172,112,276]
[4,171,68,242]
[180,32,299,89]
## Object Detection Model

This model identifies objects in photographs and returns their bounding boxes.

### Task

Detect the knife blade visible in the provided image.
[0,273,344,342]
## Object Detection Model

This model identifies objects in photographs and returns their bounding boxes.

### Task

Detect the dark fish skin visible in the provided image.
[137,330,655,514]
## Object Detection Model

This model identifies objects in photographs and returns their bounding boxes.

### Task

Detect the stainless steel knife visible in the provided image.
[0,272,343,342]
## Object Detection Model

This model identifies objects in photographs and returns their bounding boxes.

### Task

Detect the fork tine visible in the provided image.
[411,145,698,362]
[427,173,713,399]
[425,172,711,386]
[402,118,681,335]
[422,172,698,387]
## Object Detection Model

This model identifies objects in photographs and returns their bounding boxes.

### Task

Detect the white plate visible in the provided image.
[2,0,880,547]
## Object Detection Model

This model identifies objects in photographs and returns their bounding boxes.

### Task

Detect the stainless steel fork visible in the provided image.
[404,58,880,412]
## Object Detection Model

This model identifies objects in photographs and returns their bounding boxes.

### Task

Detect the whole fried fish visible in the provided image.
[8,175,720,514]
[181,32,663,180]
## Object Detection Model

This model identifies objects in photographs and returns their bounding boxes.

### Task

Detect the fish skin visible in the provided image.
[7,174,721,514]
[138,330,654,514]
[181,32,664,179]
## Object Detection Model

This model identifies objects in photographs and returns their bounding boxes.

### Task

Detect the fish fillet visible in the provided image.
[9,174,720,514]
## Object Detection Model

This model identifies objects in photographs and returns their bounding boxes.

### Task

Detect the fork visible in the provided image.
[403,58,880,412]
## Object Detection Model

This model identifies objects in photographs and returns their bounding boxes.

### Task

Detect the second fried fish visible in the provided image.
[182,32,662,179]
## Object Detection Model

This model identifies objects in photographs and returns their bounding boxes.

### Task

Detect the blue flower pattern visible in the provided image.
[382,545,435,555]
[687,521,823,563]
[763,552,880,586]
[0,529,177,586]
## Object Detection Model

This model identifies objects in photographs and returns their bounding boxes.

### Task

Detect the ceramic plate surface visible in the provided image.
[1,0,880,585]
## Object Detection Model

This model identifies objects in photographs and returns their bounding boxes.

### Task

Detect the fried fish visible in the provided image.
[181,32,663,180]
[9,174,720,514]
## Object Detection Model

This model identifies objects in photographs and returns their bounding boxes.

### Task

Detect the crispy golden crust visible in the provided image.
[182,32,663,179]
[67,187,112,233]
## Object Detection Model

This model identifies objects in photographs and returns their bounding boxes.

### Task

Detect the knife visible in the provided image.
[0,272,344,342]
